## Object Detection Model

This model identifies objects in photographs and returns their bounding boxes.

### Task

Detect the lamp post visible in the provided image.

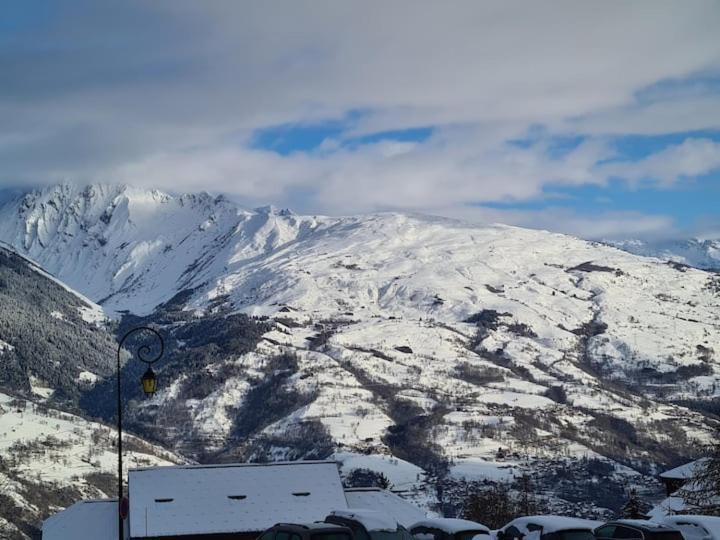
[116,326,163,540]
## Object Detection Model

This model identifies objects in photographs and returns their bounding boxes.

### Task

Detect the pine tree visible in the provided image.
[622,488,643,519]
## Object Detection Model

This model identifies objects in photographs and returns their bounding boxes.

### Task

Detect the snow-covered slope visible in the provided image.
[609,238,720,271]
[0,392,185,539]
[0,183,307,314]
[1,183,719,519]
[0,244,114,400]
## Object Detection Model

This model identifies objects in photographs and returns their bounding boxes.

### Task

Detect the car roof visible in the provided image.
[274,523,352,532]
[329,510,399,532]
[411,518,490,534]
[505,516,602,534]
[602,521,679,533]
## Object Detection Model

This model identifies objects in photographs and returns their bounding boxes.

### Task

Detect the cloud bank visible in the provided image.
[1,1,720,238]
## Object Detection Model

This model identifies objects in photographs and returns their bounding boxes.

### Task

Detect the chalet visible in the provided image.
[659,459,707,496]
[43,460,428,540]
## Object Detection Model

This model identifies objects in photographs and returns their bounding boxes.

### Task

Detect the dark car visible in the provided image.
[325,509,414,540]
[259,522,355,540]
[498,516,602,540]
[594,520,685,540]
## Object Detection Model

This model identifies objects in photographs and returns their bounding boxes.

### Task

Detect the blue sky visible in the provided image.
[1,1,719,239]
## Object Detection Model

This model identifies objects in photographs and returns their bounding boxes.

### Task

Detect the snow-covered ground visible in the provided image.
[0,392,185,538]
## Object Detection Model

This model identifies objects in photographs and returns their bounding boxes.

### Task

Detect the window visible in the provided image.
[290,533,302,540]
[277,531,292,540]
[595,526,616,540]
[612,527,643,539]
[557,530,595,540]
[259,532,275,540]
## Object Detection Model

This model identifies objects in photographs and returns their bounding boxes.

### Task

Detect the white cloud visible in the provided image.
[598,138,720,185]
[1,1,719,238]
[429,205,676,240]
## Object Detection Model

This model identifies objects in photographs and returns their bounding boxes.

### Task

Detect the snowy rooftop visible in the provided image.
[659,459,708,480]
[410,518,490,534]
[503,516,603,534]
[344,488,427,528]
[329,509,400,532]
[128,460,348,538]
[43,499,119,540]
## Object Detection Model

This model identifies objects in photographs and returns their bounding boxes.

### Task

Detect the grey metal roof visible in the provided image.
[128,460,348,538]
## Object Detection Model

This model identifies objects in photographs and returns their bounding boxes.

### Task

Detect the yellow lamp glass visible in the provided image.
[141,367,157,397]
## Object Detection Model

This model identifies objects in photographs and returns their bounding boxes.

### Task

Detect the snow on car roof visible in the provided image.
[330,509,400,532]
[43,499,118,540]
[275,523,351,531]
[345,488,427,528]
[504,516,603,534]
[659,459,708,480]
[128,461,348,538]
[411,518,490,534]
[610,520,677,532]
[658,515,720,540]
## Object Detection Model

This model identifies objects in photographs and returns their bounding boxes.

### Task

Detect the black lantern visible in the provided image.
[141,366,157,397]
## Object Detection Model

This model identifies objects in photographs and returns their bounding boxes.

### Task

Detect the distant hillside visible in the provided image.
[0,245,114,402]
[609,238,720,271]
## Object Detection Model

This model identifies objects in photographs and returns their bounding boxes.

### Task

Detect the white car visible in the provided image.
[656,515,720,540]
[410,518,491,540]
[497,516,602,540]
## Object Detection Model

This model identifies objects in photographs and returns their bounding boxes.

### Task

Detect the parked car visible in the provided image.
[498,516,602,540]
[325,509,414,540]
[655,516,720,540]
[410,518,490,540]
[594,520,684,540]
[258,522,354,540]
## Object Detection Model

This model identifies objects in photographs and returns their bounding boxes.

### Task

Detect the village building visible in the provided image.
[658,459,707,497]
[649,458,710,518]
[43,460,427,540]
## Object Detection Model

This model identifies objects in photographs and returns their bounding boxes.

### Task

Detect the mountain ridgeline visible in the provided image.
[0,182,719,528]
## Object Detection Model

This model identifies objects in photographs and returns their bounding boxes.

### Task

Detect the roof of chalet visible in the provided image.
[42,499,119,540]
[128,460,348,538]
[659,459,708,480]
[344,488,427,528]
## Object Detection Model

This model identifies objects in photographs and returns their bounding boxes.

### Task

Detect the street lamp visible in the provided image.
[116,326,164,540]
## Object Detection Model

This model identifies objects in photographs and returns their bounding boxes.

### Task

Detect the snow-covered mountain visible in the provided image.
[609,238,720,271]
[1,182,719,525]
[0,243,186,539]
